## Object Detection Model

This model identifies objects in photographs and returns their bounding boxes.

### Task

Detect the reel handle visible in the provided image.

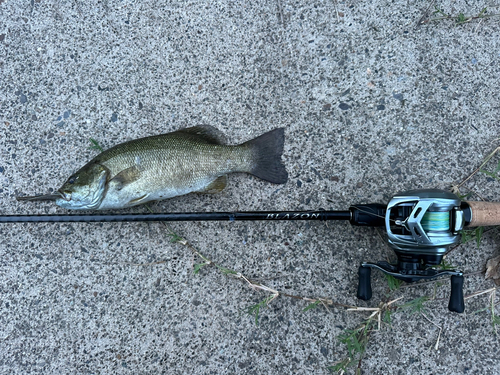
[448,275,465,313]
[465,201,500,227]
[357,266,372,301]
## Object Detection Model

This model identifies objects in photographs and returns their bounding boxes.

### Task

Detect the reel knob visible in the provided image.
[448,274,465,313]
[357,266,372,301]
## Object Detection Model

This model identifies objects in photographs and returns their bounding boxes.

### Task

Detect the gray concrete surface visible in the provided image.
[1,0,500,373]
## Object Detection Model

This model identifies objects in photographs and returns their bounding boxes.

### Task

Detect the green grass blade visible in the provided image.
[302,300,321,312]
[383,274,402,291]
[401,296,430,315]
[193,262,209,274]
[88,138,104,152]
[476,226,484,248]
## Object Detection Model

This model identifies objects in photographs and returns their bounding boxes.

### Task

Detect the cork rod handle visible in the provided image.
[466,201,500,227]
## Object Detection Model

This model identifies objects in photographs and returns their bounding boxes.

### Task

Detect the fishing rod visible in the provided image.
[3,189,500,313]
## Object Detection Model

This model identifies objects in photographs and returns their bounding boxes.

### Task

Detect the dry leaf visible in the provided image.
[485,255,500,286]
[450,185,460,196]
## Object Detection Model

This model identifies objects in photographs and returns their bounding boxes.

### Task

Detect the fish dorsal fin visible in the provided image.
[195,175,227,194]
[108,165,141,191]
[175,125,227,145]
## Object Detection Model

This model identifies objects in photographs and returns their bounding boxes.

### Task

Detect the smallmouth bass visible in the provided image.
[17,126,288,210]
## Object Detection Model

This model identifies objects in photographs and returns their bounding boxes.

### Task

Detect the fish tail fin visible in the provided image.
[242,128,288,184]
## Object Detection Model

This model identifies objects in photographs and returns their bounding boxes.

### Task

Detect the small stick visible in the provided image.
[465,287,498,300]
[421,13,500,25]
[421,312,442,350]
[416,0,437,27]
[456,146,500,189]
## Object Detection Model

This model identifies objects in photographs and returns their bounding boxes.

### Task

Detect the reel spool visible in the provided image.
[357,189,466,313]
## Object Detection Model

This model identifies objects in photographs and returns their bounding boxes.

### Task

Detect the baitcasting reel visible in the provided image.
[356,189,468,313]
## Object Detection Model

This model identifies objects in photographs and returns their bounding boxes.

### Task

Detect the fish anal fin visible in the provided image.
[195,175,227,194]
[128,193,148,205]
[109,166,141,191]
[176,125,227,145]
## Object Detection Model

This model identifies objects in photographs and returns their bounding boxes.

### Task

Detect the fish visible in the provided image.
[16,126,288,210]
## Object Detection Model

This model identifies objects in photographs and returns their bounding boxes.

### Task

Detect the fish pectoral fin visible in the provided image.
[195,175,227,194]
[109,166,141,190]
[128,193,149,205]
[176,125,226,145]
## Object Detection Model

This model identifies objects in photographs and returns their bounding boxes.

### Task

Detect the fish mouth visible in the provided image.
[16,190,70,202]
[57,190,72,201]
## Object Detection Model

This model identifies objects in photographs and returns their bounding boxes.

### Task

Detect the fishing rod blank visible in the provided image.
[0,204,387,225]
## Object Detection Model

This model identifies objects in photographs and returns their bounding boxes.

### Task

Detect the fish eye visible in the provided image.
[68,176,78,184]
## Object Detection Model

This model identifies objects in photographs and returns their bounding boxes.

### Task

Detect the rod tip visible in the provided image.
[15,194,61,201]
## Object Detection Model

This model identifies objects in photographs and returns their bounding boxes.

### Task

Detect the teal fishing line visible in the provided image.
[421,211,450,232]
